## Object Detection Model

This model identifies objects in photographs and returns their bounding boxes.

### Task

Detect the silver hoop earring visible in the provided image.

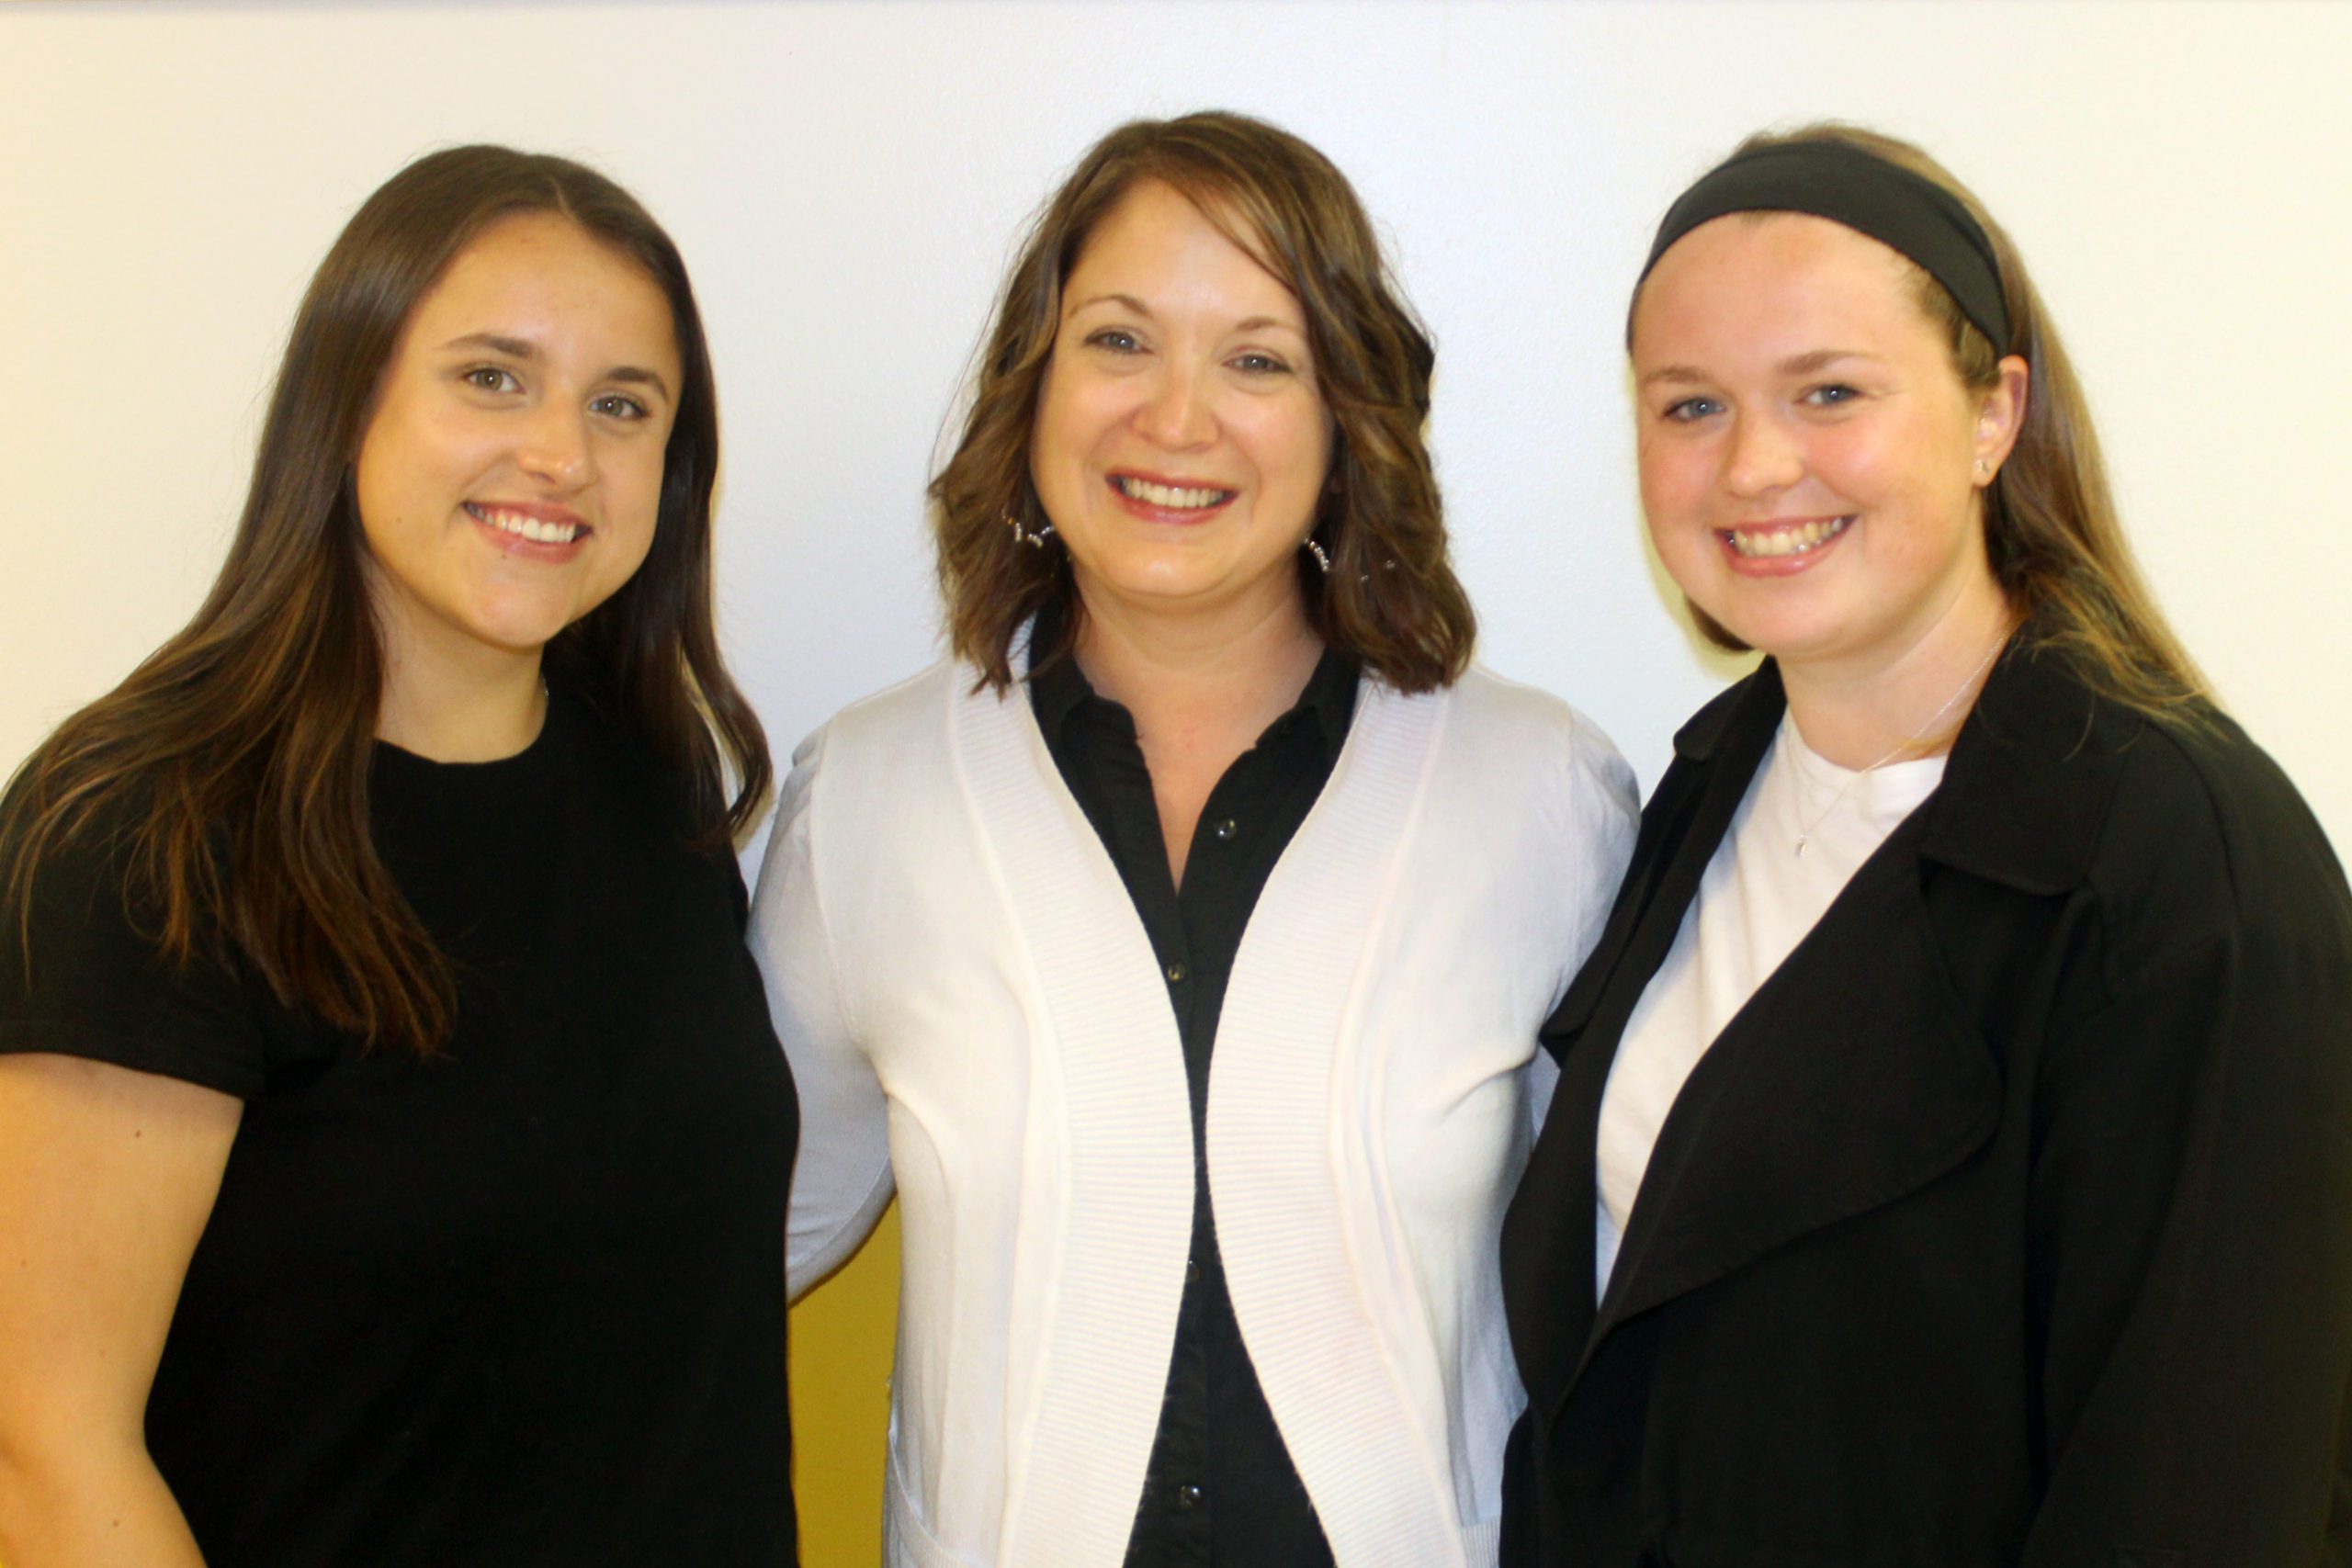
[1304,537,1331,574]
[1006,511,1055,549]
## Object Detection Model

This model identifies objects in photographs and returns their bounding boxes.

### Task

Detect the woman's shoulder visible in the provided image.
[2094,703,2347,944]
[791,658,969,760]
[1435,663,1636,781]
[773,658,977,829]
[0,775,268,1098]
[1967,649,2351,977]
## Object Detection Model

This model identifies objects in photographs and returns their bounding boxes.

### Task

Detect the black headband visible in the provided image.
[1640,141,2011,349]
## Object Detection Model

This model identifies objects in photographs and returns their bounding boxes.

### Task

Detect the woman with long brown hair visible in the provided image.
[753,110,1635,1568]
[1499,125,2352,1565]
[0,146,796,1565]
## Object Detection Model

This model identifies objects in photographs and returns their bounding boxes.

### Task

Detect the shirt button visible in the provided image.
[1165,962,1189,984]
[1177,1483,1204,1510]
[1210,818,1238,840]
[1186,1257,1200,1284]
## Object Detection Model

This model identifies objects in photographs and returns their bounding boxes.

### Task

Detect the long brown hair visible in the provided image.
[0,145,769,1055]
[1638,124,2209,717]
[932,109,1475,693]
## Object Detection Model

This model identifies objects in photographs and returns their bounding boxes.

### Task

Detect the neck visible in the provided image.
[1780,594,2017,771]
[1070,585,1324,747]
[375,639,548,761]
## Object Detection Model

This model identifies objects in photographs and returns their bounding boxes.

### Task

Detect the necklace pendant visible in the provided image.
[1793,835,1809,858]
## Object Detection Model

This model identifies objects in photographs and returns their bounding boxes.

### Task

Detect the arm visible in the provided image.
[2020,921,2352,1562]
[0,1053,240,1568]
[749,730,893,1299]
[1530,718,1641,1134]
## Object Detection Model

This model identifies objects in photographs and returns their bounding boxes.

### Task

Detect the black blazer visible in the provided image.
[1499,643,2352,1567]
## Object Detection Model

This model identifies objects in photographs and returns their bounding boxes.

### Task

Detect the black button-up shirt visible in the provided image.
[1030,631,1357,1568]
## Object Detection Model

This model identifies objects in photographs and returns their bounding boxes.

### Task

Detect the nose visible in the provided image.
[1721,409,1803,499]
[517,401,594,490]
[1131,359,1217,450]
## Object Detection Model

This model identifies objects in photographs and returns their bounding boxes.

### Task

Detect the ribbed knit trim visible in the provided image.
[951,674,1197,1568]
[1209,679,1475,1568]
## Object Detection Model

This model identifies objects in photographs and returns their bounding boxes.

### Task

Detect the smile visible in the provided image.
[1724,515,1851,558]
[1112,475,1234,511]
[466,503,585,545]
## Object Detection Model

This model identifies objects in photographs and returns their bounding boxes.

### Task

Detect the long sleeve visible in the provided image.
[750,726,894,1298]
[1528,719,1638,1136]
[2022,903,2352,1562]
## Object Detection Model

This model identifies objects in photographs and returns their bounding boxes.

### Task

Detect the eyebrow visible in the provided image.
[438,332,673,401]
[1778,348,1878,376]
[1064,296,1306,337]
[1637,348,1879,389]
[1069,293,1151,319]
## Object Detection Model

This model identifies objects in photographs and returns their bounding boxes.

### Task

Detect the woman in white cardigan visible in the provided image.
[752,110,1635,1568]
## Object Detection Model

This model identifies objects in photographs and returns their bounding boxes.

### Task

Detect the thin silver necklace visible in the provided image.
[1792,636,2006,858]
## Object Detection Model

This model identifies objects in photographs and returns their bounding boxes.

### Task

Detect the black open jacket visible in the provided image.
[1500,640,2352,1567]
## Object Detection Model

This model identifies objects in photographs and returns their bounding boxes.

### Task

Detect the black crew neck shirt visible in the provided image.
[0,688,798,1565]
[1028,631,1355,1568]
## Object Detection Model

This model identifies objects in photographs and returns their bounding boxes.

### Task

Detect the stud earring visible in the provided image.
[1974,457,1992,479]
[1006,511,1055,549]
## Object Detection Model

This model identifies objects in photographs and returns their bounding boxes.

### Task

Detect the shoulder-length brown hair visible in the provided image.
[1,144,769,1055]
[932,109,1475,693]
[1637,123,2208,718]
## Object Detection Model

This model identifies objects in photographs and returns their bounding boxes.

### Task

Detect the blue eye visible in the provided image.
[1803,383,1861,407]
[1663,396,1723,423]
[1230,352,1292,377]
[1085,328,1142,354]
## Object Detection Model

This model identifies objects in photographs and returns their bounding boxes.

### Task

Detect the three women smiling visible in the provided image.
[2,114,2346,1568]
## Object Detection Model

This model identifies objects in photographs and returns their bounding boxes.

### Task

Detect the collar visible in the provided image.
[1023,600,1360,758]
[1672,634,2139,897]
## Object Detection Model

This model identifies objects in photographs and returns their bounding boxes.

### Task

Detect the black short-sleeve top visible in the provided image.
[0,688,799,1565]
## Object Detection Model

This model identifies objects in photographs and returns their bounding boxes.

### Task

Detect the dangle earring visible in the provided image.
[1303,536,1332,574]
[1006,510,1055,549]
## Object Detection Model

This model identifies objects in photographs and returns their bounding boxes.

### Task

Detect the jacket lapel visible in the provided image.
[1506,671,1784,1410]
[1584,822,2001,1353]
[1523,639,2117,1410]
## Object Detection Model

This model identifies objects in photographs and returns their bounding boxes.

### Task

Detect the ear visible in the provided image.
[1972,355,2030,486]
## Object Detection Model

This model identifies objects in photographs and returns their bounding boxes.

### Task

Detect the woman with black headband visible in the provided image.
[1498,125,2352,1565]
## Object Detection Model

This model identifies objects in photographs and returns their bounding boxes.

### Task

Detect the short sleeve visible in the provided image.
[0,814,271,1099]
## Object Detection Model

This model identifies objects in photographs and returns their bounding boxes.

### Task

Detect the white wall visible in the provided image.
[4,0,2346,861]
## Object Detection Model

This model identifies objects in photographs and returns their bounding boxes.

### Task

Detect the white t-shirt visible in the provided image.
[1594,714,1947,1292]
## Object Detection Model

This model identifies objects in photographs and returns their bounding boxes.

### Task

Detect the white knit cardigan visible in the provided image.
[750,659,1635,1568]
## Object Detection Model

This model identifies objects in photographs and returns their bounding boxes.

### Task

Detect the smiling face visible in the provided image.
[1630,212,2020,681]
[354,211,681,688]
[1029,179,1333,635]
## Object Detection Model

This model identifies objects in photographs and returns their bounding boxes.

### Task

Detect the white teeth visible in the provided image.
[1727,516,1850,558]
[470,505,581,545]
[1116,477,1229,509]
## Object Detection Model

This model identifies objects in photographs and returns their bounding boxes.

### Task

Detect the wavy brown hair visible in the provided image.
[932,109,1474,693]
[1636,124,2209,718]
[1,145,769,1055]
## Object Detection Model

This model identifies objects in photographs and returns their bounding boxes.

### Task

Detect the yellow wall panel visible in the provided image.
[788,1204,900,1566]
